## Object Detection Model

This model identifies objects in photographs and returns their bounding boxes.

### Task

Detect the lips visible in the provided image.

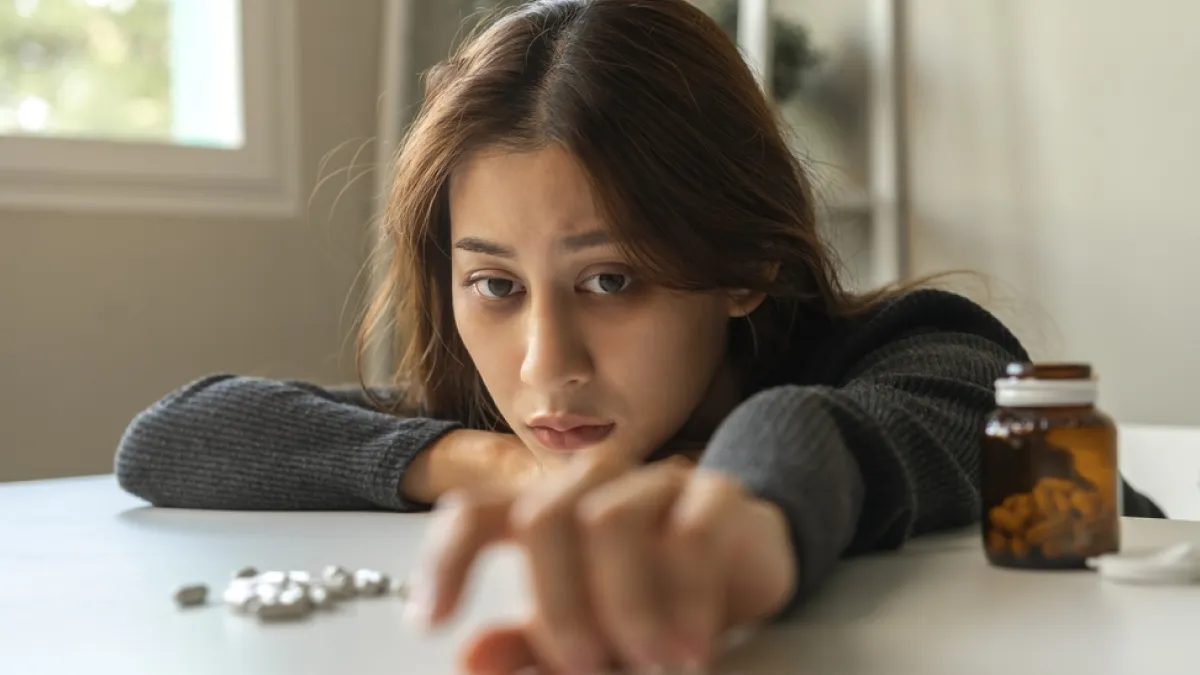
[527,413,614,452]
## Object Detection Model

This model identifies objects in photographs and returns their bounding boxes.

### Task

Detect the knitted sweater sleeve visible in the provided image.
[114,374,461,511]
[699,329,1014,618]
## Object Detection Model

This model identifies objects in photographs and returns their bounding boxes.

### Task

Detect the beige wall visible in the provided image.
[0,0,384,481]
[906,0,1200,425]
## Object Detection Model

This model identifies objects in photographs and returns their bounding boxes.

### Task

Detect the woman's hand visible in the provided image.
[401,430,569,504]
[405,452,798,674]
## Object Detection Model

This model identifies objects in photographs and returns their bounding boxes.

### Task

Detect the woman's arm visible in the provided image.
[698,330,1013,617]
[114,374,463,511]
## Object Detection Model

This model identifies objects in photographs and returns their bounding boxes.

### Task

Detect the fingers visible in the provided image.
[460,623,538,675]
[577,459,690,669]
[411,490,512,629]
[426,453,761,674]
[662,470,745,665]
[508,453,627,674]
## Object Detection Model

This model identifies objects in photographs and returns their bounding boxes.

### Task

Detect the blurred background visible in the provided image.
[1,0,1198,482]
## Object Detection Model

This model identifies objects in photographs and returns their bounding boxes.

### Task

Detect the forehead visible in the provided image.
[448,144,607,241]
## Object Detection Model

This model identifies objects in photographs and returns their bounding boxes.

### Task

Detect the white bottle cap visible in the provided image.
[995,376,1098,407]
[1086,543,1200,585]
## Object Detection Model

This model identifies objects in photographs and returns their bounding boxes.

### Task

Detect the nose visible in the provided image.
[519,292,593,390]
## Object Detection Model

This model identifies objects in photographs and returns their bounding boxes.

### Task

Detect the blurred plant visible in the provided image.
[713,0,822,102]
[0,0,170,139]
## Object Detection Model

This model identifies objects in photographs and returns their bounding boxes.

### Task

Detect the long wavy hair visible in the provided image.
[358,0,892,429]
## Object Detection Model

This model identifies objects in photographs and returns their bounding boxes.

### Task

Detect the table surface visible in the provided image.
[3,475,1199,675]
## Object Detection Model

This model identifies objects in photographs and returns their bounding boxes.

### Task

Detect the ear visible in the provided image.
[726,261,779,318]
[726,288,767,318]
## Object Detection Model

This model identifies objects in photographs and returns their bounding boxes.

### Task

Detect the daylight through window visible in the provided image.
[0,0,243,149]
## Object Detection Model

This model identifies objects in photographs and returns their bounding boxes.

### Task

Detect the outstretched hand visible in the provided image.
[405,451,798,674]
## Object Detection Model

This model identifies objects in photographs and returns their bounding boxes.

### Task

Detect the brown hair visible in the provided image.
[359,0,888,429]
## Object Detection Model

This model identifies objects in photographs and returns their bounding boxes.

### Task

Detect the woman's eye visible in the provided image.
[472,277,524,298]
[581,273,632,295]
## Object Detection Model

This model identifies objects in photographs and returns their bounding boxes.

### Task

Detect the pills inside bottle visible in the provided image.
[981,363,1120,569]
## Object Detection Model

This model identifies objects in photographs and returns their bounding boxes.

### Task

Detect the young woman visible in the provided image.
[116,1,1164,672]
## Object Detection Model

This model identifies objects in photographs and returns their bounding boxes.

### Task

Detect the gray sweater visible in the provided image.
[114,290,1164,617]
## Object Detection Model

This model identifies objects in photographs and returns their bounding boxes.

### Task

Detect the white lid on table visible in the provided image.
[1087,543,1200,584]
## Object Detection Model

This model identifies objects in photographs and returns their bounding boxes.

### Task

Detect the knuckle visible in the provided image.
[669,514,717,552]
[576,492,638,535]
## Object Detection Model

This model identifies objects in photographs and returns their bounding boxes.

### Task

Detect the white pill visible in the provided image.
[257,571,287,586]
[255,583,282,605]
[323,573,354,598]
[321,565,349,581]
[354,569,385,596]
[308,584,333,608]
[222,581,258,612]
[173,584,208,607]
[233,566,258,579]
[287,571,313,586]
[280,585,309,608]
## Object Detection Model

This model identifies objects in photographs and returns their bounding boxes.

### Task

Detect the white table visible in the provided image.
[3,476,1199,674]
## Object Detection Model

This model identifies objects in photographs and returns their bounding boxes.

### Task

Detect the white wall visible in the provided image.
[906,0,1200,425]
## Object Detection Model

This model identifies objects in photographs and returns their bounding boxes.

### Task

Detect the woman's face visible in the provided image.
[448,145,761,464]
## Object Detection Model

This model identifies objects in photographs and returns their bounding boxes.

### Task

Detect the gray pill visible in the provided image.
[173,584,208,607]
[256,598,309,621]
[233,566,258,579]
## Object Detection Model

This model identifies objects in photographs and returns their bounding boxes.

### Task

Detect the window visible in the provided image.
[0,0,300,217]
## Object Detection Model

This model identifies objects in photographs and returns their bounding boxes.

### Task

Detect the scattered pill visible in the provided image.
[222,581,258,612]
[174,584,208,607]
[256,596,309,621]
[279,585,309,607]
[180,564,409,622]
[257,571,287,585]
[308,584,333,608]
[287,571,313,586]
[321,565,349,581]
[354,569,386,596]
[324,574,354,598]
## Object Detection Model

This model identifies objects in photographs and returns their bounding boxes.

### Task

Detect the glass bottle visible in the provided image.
[981,363,1120,569]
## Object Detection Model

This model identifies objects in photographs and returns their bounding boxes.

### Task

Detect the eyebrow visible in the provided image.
[453,228,613,258]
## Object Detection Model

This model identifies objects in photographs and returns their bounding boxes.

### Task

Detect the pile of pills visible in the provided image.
[173,565,410,622]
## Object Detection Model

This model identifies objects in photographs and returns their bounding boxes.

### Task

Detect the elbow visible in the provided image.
[113,374,237,506]
[114,406,164,505]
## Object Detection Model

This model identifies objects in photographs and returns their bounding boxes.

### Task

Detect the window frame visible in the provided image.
[0,0,302,218]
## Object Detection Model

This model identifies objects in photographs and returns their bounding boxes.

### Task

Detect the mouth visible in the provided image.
[527,414,615,452]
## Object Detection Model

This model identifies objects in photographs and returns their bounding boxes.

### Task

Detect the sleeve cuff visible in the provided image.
[364,418,463,511]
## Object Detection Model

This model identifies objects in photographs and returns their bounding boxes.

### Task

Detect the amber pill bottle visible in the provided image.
[981,363,1121,569]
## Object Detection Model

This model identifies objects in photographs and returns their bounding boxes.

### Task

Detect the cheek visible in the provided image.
[452,294,520,405]
[597,296,728,421]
